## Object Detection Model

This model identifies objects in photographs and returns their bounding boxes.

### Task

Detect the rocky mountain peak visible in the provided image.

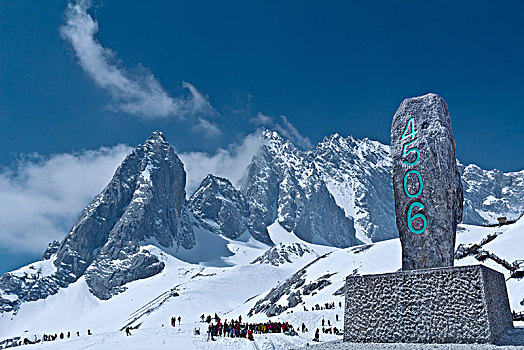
[0,132,196,306]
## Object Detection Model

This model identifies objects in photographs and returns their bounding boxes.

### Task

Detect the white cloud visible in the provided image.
[61,0,214,120]
[274,115,312,149]
[250,113,312,149]
[250,112,273,125]
[179,132,263,196]
[191,118,222,138]
[0,145,132,254]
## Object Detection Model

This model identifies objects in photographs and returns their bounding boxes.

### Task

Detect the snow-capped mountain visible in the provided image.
[239,131,359,248]
[0,129,522,349]
[459,163,524,225]
[312,133,395,243]
[1,129,523,315]
[243,219,524,322]
[0,131,196,309]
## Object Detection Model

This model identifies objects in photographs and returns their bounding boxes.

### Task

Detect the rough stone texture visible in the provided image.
[391,93,463,270]
[343,265,513,344]
[2,127,522,312]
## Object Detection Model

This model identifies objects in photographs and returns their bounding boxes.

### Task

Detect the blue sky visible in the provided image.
[0,0,523,273]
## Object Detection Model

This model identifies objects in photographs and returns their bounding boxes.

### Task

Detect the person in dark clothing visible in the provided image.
[336,314,339,321]
[125,327,132,336]
[171,317,176,327]
[322,319,325,326]
[67,332,70,338]
[76,331,80,337]
[313,328,320,342]
[178,316,181,325]
[201,314,205,322]
[238,315,242,323]
[60,333,64,340]
[87,329,92,336]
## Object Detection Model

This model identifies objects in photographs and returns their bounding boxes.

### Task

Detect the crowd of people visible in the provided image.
[0,329,93,349]
[1,301,344,348]
[304,301,342,312]
[202,315,297,341]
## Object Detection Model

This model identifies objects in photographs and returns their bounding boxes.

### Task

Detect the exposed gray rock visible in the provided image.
[391,93,463,270]
[79,131,195,299]
[41,240,60,260]
[251,242,317,266]
[0,131,196,306]
[313,134,396,242]
[187,128,521,248]
[1,123,521,313]
[458,163,524,225]
[240,131,359,248]
[248,253,332,317]
[189,175,250,240]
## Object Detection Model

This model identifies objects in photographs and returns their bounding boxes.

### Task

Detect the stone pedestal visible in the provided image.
[343,265,513,344]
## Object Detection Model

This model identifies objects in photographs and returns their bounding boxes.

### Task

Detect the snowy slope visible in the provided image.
[2,218,522,349]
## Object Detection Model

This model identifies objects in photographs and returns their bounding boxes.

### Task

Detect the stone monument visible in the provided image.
[343,93,514,344]
[391,93,463,270]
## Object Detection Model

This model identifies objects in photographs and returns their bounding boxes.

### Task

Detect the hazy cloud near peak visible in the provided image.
[61,0,215,120]
[179,132,263,196]
[251,113,312,149]
[0,145,132,254]
[191,118,222,138]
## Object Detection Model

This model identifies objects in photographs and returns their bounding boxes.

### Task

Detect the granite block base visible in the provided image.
[343,265,513,344]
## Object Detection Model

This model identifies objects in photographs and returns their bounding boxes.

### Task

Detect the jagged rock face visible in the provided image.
[0,131,195,305]
[41,241,60,260]
[79,131,195,299]
[248,254,335,317]
[313,134,395,242]
[1,126,522,311]
[240,131,359,248]
[391,93,463,270]
[193,130,522,247]
[240,146,281,245]
[459,163,524,224]
[251,243,317,266]
[188,175,250,240]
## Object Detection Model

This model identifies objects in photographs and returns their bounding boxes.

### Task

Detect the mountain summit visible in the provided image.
[0,131,196,305]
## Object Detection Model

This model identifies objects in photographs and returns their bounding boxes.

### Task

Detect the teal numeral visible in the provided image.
[402,138,420,166]
[407,201,427,234]
[403,169,423,198]
[402,117,418,141]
